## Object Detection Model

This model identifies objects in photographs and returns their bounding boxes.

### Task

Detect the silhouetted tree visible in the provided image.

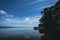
[38,0,60,40]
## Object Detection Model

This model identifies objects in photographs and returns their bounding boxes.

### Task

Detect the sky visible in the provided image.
[0,0,58,27]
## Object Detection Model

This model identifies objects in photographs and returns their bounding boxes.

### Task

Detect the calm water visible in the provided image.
[0,28,41,40]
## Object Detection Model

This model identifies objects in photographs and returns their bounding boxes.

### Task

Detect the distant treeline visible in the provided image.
[0,26,12,28]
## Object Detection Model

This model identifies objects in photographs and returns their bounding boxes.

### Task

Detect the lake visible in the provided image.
[0,28,41,40]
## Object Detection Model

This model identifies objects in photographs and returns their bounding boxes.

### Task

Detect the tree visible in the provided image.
[38,0,60,40]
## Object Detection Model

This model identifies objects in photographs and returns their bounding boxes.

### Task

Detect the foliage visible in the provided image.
[39,0,60,34]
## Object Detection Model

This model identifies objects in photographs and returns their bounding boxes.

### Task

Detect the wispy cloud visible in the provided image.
[24,4,53,14]
[22,0,46,7]
[28,0,45,5]
[39,5,54,9]
[0,10,13,18]
[32,4,54,11]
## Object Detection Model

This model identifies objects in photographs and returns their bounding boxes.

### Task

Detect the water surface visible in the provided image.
[0,28,40,40]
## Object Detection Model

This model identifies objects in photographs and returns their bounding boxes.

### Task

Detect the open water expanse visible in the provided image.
[0,28,41,40]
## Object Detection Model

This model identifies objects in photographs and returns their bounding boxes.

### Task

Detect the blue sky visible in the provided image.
[0,0,58,27]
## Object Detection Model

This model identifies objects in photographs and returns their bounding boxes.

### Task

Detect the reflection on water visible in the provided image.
[0,28,40,40]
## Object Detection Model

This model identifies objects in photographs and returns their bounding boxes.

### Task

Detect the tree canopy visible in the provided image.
[38,0,60,40]
[38,0,60,34]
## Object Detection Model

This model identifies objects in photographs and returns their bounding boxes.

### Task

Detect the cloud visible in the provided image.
[0,10,9,17]
[0,10,41,27]
[39,5,54,9]
[22,0,46,7]
[0,10,13,18]
[29,0,45,5]
[1,15,41,27]
[25,17,30,21]
[3,16,40,24]
[10,15,13,18]
[28,4,54,12]
[35,4,54,10]
[0,10,6,14]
